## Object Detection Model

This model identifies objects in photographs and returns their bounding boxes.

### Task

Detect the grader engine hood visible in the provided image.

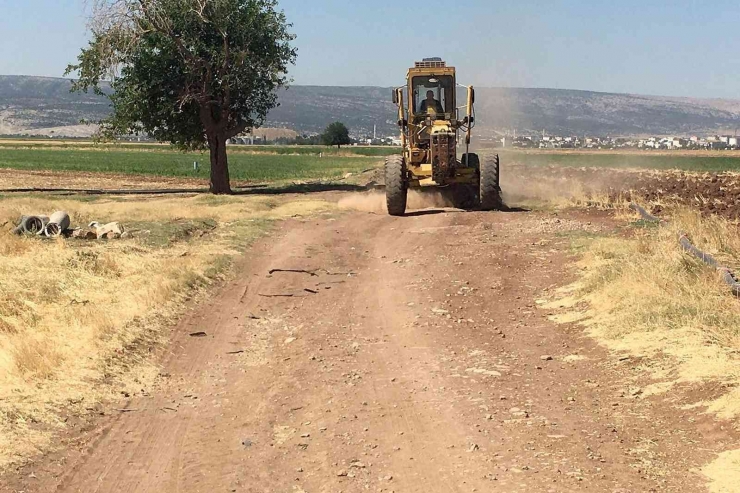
[429,122,456,184]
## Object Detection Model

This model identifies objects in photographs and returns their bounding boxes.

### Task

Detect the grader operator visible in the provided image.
[385,57,502,216]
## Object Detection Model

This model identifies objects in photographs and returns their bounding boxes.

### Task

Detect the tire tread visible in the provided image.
[385,155,407,216]
[480,154,502,210]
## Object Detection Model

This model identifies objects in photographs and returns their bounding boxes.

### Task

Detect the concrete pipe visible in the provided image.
[12,215,50,235]
[44,211,71,237]
[12,218,25,235]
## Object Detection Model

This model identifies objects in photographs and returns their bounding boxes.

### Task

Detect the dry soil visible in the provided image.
[2,201,738,492]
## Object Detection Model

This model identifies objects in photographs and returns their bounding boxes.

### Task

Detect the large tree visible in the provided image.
[321,122,351,149]
[67,0,297,193]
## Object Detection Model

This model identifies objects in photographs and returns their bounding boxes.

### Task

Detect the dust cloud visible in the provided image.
[338,163,626,214]
[338,190,453,213]
[499,169,590,206]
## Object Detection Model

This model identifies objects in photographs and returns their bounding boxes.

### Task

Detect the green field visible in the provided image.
[247,145,398,157]
[0,140,400,157]
[0,147,382,183]
[499,151,740,172]
[4,146,740,187]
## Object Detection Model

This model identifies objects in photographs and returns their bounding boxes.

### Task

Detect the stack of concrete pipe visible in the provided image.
[12,215,49,235]
[12,211,71,237]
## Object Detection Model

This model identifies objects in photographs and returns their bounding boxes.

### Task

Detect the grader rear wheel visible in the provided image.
[385,155,408,216]
[479,154,502,211]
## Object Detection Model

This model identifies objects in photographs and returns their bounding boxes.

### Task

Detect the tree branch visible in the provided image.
[226,121,248,139]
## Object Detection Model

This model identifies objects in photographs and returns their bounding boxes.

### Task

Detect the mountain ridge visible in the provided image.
[2,75,739,138]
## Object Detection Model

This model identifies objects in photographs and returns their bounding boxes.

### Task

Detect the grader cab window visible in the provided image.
[412,75,454,117]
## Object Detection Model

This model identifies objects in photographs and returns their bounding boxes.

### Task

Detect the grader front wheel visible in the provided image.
[385,155,408,216]
[480,154,503,211]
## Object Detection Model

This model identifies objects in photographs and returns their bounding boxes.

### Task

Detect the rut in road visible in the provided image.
[7,206,735,492]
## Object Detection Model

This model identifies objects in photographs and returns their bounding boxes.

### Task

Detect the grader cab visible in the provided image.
[385,57,502,216]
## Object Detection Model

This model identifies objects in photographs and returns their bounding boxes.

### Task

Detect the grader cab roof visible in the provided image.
[409,58,455,77]
[415,57,446,68]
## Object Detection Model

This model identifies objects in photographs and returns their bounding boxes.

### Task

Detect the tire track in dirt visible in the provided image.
[3,203,738,492]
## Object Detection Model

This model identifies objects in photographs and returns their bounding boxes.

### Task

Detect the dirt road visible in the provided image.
[5,204,736,492]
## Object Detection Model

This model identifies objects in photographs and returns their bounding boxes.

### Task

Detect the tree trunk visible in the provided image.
[208,133,231,194]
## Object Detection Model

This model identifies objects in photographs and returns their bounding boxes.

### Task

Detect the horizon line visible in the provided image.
[0,74,737,102]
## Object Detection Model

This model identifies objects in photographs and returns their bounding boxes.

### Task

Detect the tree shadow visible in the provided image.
[232,183,370,196]
[403,209,453,217]
[0,182,374,197]
[402,205,530,217]
[499,205,531,213]
[456,205,531,213]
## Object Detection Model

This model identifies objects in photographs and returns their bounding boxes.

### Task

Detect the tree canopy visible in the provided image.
[67,0,297,193]
[321,122,351,148]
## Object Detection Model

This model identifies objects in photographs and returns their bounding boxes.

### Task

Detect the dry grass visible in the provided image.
[702,449,740,493]
[0,192,335,469]
[534,198,740,486]
[549,205,740,418]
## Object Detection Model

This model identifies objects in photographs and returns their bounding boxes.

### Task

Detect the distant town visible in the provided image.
[230,132,740,150]
[495,133,740,150]
[9,127,740,152]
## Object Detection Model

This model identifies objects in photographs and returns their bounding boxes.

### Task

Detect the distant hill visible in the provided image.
[2,75,740,138]
[472,88,740,137]
[0,75,111,136]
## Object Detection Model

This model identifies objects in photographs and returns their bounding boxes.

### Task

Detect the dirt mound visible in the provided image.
[619,172,740,219]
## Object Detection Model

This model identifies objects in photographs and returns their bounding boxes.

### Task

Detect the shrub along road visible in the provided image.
[3,201,738,492]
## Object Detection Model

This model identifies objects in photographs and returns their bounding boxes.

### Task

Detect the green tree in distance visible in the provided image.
[66,0,297,194]
[321,122,351,149]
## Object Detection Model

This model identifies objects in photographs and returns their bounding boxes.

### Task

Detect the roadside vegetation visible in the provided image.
[499,164,740,456]
[0,192,337,469]
[529,191,740,490]
[550,205,740,417]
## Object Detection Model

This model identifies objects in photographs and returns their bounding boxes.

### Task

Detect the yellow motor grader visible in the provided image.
[386,57,501,215]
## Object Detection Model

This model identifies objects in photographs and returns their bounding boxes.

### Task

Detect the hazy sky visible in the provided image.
[1,0,739,98]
